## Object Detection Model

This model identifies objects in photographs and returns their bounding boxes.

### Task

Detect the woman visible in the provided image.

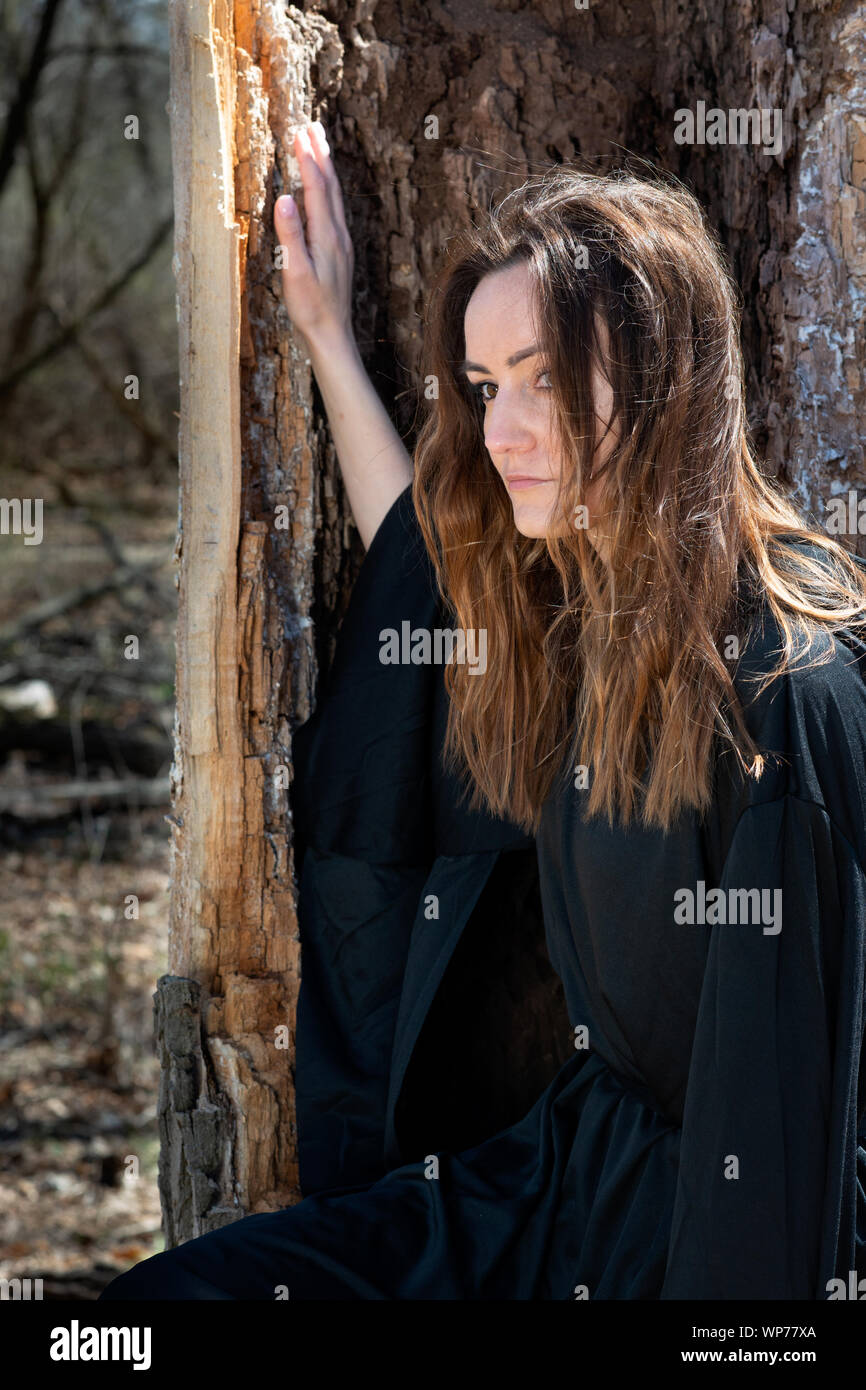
[101,121,866,1300]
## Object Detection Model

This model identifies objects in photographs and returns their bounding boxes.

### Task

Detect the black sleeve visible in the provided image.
[290,486,442,1195]
[661,793,866,1298]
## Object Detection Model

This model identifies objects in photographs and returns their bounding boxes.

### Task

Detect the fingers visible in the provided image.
[293,122,351,255]
[272,119,353,335]
[273,193,315,292]
[306,121,351,245]
[292,126,339,258]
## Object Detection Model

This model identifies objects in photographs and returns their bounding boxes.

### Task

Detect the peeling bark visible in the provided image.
[161,0,352,1238]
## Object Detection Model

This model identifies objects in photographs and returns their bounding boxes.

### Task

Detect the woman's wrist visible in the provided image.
[305,326,361,377]
[299,324,413,550]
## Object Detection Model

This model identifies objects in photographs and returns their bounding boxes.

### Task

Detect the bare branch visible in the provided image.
[45,301,179,464]
[0,0,66,198]
[0,215,172,400]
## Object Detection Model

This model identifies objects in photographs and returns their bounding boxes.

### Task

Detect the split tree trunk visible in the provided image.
[160,0,866,1245]
[158,0,354,1242]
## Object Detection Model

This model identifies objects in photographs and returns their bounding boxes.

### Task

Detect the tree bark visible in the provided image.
[159,0,352,1241]
[160,0,866,1246]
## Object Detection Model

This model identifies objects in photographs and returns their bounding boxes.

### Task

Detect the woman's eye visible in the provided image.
[469,369,551,404]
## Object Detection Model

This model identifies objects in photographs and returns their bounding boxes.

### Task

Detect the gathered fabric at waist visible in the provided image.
[377,1043,684,1299]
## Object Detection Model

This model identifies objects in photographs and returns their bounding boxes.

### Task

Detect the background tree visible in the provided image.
[162,0,865,1242]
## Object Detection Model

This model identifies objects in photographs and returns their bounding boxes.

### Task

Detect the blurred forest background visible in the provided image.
[0,0,175,1295]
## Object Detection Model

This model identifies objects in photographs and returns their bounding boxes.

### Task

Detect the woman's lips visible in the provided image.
[506,475,550,491]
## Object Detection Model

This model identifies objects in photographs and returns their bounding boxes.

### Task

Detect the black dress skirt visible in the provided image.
[100,486,866,1300]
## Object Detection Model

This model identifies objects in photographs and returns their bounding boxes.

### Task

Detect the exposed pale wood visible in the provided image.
[160,0,351,1240]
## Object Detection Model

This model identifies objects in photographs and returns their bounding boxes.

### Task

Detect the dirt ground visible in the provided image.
[0,805,169,1297]
[0,466,177,1298]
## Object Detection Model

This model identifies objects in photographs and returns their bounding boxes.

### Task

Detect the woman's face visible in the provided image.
[462,260,618,556]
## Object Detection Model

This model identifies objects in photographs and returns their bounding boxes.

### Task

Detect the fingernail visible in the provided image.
[276,194,295,218]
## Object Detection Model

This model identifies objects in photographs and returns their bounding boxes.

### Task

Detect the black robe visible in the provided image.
[99,484,866,1302]
[291,485,866,1300]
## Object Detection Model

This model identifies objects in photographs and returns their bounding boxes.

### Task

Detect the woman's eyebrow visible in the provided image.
[460,344,540,373]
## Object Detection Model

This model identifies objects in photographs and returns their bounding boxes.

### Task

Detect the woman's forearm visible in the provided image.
[307,332,414,552]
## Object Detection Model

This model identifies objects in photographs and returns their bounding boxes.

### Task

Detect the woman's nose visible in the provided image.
[483,393,535,454]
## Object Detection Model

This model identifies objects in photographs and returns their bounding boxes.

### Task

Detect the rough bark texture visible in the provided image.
[160,0,354,1238]
[161,0,866,1245]
[650,0,866,516]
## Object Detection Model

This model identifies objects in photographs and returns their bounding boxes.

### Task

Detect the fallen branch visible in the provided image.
[0,560,164,646]
[0,774,170,814]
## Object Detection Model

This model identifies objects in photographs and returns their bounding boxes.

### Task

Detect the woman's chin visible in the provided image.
[509,501,552,539]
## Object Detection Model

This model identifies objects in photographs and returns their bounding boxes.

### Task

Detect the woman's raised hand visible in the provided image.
[274,121,355,350]
[273,120,413,549]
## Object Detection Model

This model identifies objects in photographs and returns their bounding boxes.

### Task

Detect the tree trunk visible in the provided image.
[159,0,865,1246]
[158,0,353,1243]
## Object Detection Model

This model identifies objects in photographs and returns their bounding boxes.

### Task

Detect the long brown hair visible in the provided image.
[412,164,866,833]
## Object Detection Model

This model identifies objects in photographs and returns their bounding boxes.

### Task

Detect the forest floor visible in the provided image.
[0,808,169,1298]
[0,458,176,1299]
